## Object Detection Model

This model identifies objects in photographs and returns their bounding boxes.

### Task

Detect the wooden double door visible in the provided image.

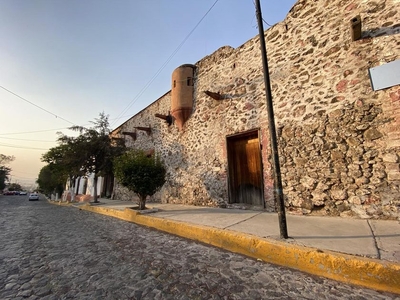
[227,130,264,207]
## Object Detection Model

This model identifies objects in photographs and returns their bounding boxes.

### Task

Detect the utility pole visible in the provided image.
[255,0,288,239]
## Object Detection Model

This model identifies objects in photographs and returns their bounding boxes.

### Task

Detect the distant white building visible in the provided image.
[62,174,114,202]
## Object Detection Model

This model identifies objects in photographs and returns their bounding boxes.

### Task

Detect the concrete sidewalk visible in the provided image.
[66,198,400,294]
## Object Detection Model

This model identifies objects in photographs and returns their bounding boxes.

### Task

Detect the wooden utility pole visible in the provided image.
[255,0,288,239]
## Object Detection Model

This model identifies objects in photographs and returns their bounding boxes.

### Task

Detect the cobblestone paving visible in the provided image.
[1,196,399,300]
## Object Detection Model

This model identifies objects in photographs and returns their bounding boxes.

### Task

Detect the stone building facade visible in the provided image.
[112,0,400,219]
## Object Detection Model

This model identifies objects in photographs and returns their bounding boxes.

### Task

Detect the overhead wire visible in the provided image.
[11,170,39,176]
[262,17,272,27]
[0,114,139,136]
[0,142,49,151]
[1,1,223,137]
[11,170,37,178]
[0,85,77,126]
[0,1,269,136]
[0,136,56,142]
[9,175,37,181]
[251,0,272,27]
[1,1,222,131]
[0,128,65,136]
[111,0,221,128]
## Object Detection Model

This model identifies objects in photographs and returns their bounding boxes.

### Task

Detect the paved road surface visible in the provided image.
[0,195,398,299]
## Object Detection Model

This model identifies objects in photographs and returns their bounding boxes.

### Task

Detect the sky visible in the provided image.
[0,0,297,188]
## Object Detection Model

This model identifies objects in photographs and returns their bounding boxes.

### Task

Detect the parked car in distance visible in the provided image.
[19,191,27,195]
[28,193,39,201]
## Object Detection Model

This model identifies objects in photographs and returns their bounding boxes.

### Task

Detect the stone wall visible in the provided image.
[272,0,400,218]
[112,0,400,219]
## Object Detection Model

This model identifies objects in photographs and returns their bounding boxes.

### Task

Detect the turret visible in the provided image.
[171,64,196,130]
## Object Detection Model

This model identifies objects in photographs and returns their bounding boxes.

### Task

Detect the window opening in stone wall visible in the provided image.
[173,80,176,88]
[187,77,193,86]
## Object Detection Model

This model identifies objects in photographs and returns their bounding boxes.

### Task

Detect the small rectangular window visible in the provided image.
[173,80,176,88]
[187,77,193,86]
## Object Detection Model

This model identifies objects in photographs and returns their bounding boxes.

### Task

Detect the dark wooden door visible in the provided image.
[227,131,264,206]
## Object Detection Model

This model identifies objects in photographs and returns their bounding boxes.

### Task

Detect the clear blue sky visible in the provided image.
[0,0,297,187]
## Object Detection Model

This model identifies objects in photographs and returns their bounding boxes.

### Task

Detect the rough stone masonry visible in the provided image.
[112,0,400,220]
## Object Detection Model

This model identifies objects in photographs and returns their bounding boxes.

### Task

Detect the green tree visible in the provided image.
[0,167,10,191]
[114,150,166,210]
[8,183,22,191]
[42,143,84,201]
[50,112,125,202]
[37,164,65,196]
[0,154,14,190]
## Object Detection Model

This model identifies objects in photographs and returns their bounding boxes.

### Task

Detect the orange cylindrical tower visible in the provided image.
[171,64,195,130]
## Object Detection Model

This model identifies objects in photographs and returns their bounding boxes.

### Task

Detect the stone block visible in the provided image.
[311,192,327,206]
[315,182,329,191]
[294,157,307,166]
[331,150,344,160]
[346,137,361,147]
[330,189,347,200]
[355,177,369,185]
[300,176,316,189]
[386,139,400,148]
[351,205,370,219]
[388,171,400,181]
[385,163,400,173]
[348,195,362,205]
[356,189,371,196]
[364,128,383,141]
[383,153,399,163]
[348,169,363,178]
[370,176,383,185]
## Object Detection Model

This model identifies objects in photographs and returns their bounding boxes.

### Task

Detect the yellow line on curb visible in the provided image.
[77,204,400,294]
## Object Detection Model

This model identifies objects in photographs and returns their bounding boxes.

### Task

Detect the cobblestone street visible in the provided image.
[0,196,398,299]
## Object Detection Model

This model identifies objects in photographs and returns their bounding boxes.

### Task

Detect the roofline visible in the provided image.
[111,90,171,134]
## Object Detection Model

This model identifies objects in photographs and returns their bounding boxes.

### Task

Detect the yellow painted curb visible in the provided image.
[79,204,400,294]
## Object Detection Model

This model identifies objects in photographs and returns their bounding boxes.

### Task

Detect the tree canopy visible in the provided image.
[7,183,22,192]
[37,164,65,196]
[0,154,14,190]
[42,143,84,178]
[114,150,166,209]
[41,112,125,202]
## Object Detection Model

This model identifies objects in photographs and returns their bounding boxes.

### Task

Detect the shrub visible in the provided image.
[114,150,166,210]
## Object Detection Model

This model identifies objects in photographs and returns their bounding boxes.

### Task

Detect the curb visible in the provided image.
[77,204,400,294]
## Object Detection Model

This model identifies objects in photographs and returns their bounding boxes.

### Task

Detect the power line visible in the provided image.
[0,85,76,125]
[111,0,221,127]
[11,170,39,176]
[0,136,56,142]
[10,175,37,181]
[262,17,272,27]
[252,0,272,27]
[0,142,49,151]
[0,114,136,136]
[0,127,70,136]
